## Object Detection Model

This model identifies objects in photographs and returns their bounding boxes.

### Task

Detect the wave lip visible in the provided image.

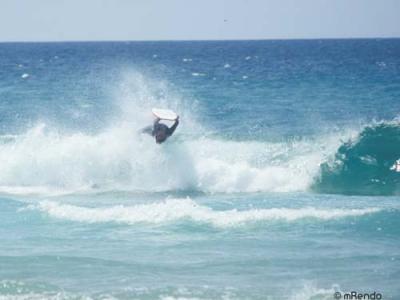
[29,198,382,228]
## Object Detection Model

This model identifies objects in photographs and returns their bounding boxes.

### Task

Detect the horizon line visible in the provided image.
[0,36,399,44]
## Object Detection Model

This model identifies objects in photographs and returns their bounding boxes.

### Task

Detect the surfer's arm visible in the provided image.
[168,117,179,136]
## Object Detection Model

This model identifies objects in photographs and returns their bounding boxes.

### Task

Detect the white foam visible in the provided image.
[30,198,381,228]
[21,73,29,79]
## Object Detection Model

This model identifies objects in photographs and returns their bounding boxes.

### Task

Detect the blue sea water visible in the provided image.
[0,39,399,299]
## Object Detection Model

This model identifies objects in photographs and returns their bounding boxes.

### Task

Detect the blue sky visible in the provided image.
[0,0,399,41]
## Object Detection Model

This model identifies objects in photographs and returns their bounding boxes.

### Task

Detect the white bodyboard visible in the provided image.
[152,108,178,121]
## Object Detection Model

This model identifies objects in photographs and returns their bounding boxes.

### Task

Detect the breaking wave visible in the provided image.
[313,122,400,195]
[0,71,343,195]
[0,71,397,196]
[0,122,344,195]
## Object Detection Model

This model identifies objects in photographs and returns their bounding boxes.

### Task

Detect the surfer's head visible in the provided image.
[155,128,168,143]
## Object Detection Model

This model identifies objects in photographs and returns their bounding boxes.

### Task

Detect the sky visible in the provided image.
[0,0,399,42]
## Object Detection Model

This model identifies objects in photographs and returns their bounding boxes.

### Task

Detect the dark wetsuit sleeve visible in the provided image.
[167,119,179,136]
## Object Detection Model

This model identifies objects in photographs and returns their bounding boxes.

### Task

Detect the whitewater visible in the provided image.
[0,121,349,195]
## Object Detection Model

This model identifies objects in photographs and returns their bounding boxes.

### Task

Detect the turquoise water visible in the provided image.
[0,39,399,299]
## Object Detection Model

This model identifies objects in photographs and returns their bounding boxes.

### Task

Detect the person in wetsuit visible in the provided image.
[142,116,179,144]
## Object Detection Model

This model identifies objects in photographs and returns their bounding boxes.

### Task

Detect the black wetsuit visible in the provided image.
[153,121,178,137]
[142,119,179,138]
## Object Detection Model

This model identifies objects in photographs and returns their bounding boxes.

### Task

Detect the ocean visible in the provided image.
[0,39,399,299]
